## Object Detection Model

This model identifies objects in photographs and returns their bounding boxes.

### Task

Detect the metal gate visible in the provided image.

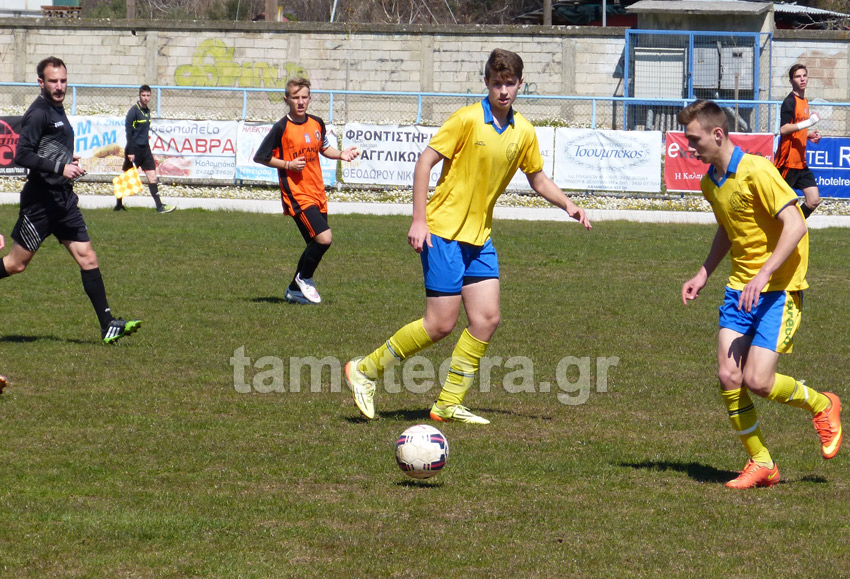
[624,30,772,133]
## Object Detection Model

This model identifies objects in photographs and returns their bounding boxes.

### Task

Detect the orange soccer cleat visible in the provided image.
[725,460,780,489]
[812,392,842,460]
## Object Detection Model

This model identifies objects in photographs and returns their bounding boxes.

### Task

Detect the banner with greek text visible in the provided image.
[800,137,850,199]
[341,123,441,187]
[0,116,25,177]
[554,129,662,193]
[150,119,238,180]
[234,122,337,186]
[69,115,127,175]
[664,132,774,193]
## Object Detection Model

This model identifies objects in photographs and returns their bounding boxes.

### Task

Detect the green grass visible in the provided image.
[1,205,848,577]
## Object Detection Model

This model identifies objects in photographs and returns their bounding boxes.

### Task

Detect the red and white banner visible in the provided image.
[664,132,775,192]
[150,119,239,180]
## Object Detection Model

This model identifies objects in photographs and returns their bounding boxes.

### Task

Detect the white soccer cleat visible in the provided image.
[294,273,321,304]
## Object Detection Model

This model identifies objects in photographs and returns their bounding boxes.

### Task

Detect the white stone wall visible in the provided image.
[1,20,847,108]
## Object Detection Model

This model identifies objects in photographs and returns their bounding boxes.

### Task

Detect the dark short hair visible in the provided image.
[139,84,151,94]
[37,56,66,80]
[789,64,807,81]
[677,99,729,136]
[285,77,311,98]
[484,49,523,82]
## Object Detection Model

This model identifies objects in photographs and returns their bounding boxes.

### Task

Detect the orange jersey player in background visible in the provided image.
[774,64,821,218]
[253,77,359,305]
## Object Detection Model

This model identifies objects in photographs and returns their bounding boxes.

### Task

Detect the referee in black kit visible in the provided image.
[114,84,175,213]
[0,56,141,344]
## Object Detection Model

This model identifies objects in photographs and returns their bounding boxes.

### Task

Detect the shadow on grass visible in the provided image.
[251,296,288,304]
[395,478,445,489]
[343,407,554,423]
[343,409,432,424]
[620,460,738,484]
[0,334,89,345]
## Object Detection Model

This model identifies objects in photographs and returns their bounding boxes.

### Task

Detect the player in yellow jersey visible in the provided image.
[678,100,842,489]
[344,49,591,424]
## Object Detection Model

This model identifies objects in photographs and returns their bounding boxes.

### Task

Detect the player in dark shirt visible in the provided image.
[774,64,821,218]
[113,84,174,213]
[0,57,141,344]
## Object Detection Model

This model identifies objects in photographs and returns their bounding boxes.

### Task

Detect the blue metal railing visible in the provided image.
[4,82,850,136]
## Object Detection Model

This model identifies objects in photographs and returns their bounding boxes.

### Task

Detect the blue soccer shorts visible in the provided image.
[420,235,499,296]
[718,286,803,354]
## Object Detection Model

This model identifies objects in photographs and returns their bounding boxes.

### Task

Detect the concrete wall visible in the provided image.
[0,19,627,98]
[0,19,847,103]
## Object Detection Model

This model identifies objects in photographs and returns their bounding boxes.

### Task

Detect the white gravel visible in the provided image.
[3,178,850,221]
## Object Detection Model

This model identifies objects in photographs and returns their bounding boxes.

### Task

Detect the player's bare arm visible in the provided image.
[408,146,441,253]
[322,146,360,162]
[682,226,731,305]
[526,170,591,230]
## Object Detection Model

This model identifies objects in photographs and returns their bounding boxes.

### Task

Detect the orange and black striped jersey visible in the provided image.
[254,114,329,215]
[774,92,809,171]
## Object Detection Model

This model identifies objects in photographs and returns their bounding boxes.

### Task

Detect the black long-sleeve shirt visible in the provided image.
[14,94,75,207]
[125,101,151,156]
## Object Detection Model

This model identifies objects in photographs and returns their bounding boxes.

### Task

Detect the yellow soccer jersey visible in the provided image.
[426,98,544,246]
[702,147,809,292]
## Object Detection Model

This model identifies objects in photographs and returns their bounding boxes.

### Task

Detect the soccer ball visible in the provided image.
[395,424,449,479]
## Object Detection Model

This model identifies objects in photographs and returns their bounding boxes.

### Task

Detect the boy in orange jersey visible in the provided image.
[254,77,359,304]
[775,64,821,218]
[679,100,841,489]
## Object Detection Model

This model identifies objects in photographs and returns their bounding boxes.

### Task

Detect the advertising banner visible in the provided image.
[341,123,441,187]
[0,116,25,177]
[801,137,850,199]
[150,119,238,180]
[70,115,127,175]
[554,129,662,193]
[664,132,774,193]
[234,122,337,186]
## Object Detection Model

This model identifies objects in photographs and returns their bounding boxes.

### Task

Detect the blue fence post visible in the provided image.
[591,98,597,129]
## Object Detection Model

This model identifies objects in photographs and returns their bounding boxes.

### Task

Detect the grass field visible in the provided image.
[0,204,848,577]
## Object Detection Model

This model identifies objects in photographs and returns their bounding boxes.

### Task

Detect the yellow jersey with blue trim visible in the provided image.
[425,98,544,246]
[702,147,808,292]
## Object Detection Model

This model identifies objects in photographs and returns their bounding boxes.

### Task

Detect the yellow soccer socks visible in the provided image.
[436,328,489,407]
[721,387,773,468]
[358,319,434,380]
[766,373,830,415]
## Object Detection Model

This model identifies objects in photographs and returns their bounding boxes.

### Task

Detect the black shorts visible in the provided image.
[11,197,89,253]
[124,146,156,172]
[778,167,817,191]
[292,205,329,243]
